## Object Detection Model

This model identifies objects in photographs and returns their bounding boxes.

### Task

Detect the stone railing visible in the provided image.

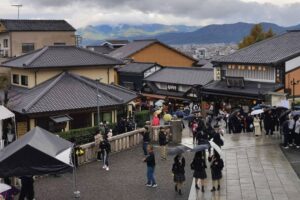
[77,128,145,165]
[149,124,171,141]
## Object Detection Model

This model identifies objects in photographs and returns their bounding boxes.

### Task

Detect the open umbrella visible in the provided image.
[190,144,210,152]
[0,183,11,193]
[291,110,300,117]
[279,109,291,119]
[209,140,224,158]
[251,109,264,115]
[168,145,190,155]
[293,105,300,110]
[155,100,164,107]
[175,110,185,118]
[163,114,172,122]
[183,114,196,121]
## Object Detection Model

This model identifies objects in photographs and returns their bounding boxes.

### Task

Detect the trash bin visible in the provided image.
[170,120,183,144]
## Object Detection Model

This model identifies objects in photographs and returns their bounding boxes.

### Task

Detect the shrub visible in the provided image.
[135,110,150,127]
[58,123,116,145]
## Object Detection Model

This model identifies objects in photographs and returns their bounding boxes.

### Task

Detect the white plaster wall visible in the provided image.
[286,55,300,72]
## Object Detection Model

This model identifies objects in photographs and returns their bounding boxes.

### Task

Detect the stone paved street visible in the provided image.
[34,131,300,200]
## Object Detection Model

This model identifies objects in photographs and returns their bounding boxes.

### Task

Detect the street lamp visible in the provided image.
[95,78,102,127]
[11,4,22,19]
[290,78,300,108]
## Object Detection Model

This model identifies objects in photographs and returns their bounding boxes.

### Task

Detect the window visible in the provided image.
[21,75,28,86]
[123,81,134,90]
[22,43,34,53]
[12,74,19,84]
[3,39,8,48]
[54,43,66,46]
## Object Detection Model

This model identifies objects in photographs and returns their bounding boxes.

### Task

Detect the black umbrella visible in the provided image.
[229,109,240,118]
[183,114,196,121]
[279,109,291,120]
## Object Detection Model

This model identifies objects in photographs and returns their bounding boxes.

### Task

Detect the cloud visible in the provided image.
[3,0,300,28]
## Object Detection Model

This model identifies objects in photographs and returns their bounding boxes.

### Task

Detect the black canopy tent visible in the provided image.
[0,126,73,177]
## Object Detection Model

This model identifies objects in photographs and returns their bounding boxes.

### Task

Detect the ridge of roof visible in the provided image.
[77,46,124,64]
[213,31,290,64]
[109,83,138,95]
[163,66,213,71]
[23,46,49,67]
[70,73,124,102]
[22,72,66,113]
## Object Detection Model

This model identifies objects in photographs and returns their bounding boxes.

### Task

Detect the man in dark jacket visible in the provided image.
[159,127,168,160]
[141,126,151,155]
[282,118,290,149]
[99,136,111,171]
[143,145,157,187]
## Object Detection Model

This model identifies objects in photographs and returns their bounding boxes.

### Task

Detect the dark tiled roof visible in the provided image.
[213,31,300,65]
[203,80,283,98]
[118,62,158,73]
[7,72,137,114]
[109,40,156,59]
[86,46,114,54]
[2,46,123,68]
[144,67,213,86]
[0,19,75,32]
[144,82,186,98]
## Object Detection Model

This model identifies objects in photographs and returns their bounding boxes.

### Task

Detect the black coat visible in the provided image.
[159,131,167,146]
[172,156,185,175]
[99,140,111,153]
[209,156,224,180]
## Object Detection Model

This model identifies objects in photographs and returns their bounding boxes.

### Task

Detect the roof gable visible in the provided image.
[2,46,123,68]
[0,19,76,32]
[109,40,197,62]
[8,72,137,114]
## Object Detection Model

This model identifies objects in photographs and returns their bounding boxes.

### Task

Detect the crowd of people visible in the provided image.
[141,114,225,196]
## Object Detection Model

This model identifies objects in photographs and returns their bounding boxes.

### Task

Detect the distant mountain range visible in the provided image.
[78,22,300,45]
[77,23,199,45]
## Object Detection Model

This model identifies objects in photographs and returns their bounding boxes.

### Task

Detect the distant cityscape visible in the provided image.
[173,43,238,60]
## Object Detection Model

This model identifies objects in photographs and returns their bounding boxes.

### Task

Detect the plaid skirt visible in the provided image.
[193,169,207,179]
[174,173,185,183]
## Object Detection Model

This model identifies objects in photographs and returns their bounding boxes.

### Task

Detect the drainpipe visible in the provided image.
[9,32,12,57]
[107,67,110,84]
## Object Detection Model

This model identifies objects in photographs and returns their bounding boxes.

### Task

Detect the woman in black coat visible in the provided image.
[191,151,207,192]
[209,153,224,192]
[172,154,185,195]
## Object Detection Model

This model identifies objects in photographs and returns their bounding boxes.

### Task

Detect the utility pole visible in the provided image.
[291,78,300,108]
[11,4,22,19]
[95,78,102,127]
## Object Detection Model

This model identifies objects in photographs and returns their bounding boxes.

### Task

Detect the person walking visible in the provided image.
[99,136,111,171]
[144,145,157,188]
[94,129,102,161]
[141,126,151,156]
[282,117,290,149]
[172,154,185,195]
[209,153,224,192]
[294,117,300,148]
[254,115,261,137]
[191,151,207,192]
[288,115,295,146]
[159,127,168,160]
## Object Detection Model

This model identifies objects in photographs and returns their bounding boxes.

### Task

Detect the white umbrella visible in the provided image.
[209,140,224,158]
[155,100,164,107]
[0,183,11,193]
[251,109,264,115]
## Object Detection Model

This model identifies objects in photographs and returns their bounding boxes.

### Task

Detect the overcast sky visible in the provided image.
[1,0,300,28]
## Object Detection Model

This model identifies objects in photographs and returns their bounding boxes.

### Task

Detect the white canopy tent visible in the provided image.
[0,106,16,149]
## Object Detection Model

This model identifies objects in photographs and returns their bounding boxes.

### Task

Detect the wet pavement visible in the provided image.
[34,129,300,200]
